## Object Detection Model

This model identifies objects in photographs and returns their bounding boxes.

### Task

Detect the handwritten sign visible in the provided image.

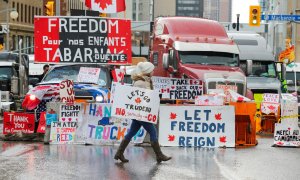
[77,67,101,84]
[59,104,82,122]
[50,121,77,144]
[34,17,132,65]
[59,80,74,104]
[152,76,203,100]
[110,82,131,103]
[111,84,160,124]
[3,112,35,134]
[263,93,279,103]
[216,84,237,102]
[158,106,235,147]
[76,103,146,144]
[274,123,300,147]
[195,95,224,106]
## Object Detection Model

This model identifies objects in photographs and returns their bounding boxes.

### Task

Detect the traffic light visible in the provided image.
[249,5,261,26]
[45,1,54,16]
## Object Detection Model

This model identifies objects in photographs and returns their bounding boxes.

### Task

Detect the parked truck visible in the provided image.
[0,52,29,113]
[149,17,252,99]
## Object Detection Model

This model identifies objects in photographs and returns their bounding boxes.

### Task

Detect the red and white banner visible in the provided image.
[85,0,126,13]
[34,17,131,65]
[3,112,35,134]
[111,68,125,82]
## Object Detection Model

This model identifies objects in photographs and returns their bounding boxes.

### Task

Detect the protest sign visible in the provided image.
[59,80,74,104]
[37,112,46,133]
[216,84,237,102]
[159,105,235,147]
[77,67,101,84]
[195,95,224,106]
[111,84,160,124]
[59,103,82,122]
[110,82,131,103]
[50,121,77,144]
[274,123,300,147]
[261,102,280,115]
[152,76,203,100]
[76,103,146,144]
[34,17,131,65]
[3,112,35,134]
[263,93,279,103]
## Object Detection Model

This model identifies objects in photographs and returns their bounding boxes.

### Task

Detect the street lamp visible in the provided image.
[0,8,19,51]
[236,14,240,31]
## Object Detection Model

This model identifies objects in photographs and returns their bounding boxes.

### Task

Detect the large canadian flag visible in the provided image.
[85,0,126,13]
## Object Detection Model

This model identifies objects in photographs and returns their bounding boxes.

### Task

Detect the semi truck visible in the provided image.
[149,17,252,99]
[0,52,29,113]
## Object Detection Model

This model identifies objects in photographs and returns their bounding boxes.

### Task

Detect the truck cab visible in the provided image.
[227,32,282,95]
[150,17,250,98]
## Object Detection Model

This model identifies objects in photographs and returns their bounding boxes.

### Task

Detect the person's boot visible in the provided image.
[151,141,171,163]
[114,139,130,162]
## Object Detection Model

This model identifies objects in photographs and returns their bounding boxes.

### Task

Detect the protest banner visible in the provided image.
[59,80,74,104]
[111,84,160,124]
[59,103,82,122]
[159,105,235,147]
[273,93,299,147]
[50,121,77,144]
[216,84,237,102]
[261,102,280,115]
[263,93,279,103]
[152,76,203,100]
[3,112,35,134]
[195,95,224,106]
[34,17,131,65]
[76,103,146,144]
[37,112,46,133]
[77,67,101,84]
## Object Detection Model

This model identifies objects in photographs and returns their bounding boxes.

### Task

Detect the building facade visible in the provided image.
[203,0,232,22]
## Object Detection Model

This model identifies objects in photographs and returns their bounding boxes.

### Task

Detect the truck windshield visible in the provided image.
[0,67,12,79]
[42,65,108,86]
[179,51,239,67]
[240,61,276,78]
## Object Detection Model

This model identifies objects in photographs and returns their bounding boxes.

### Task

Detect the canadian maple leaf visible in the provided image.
[237,97,244,102]
[215,113,222,120]
[168,135,175,141]
[219,136,227,143]
[268,105,276,111]
[276,142,284,146]
[170,112,177,119]
[95,0,112,10]
[135,97,141,104]
[204,99,209,103]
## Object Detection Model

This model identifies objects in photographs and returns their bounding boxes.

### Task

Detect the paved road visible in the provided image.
[0,136,299,180]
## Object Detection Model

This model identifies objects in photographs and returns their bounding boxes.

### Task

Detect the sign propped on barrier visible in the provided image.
[152,76,203,100]
[34,16,132,65]
[159,105,235,147]
[3,112,35,134]
[111,84,160,124]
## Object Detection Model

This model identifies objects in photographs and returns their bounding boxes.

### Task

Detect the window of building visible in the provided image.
[32,6,34,23]
[28,6,31,24]
[12,2,15,21]
[25,5,27,23]
[39,8,41,15]
[21,4,23,22]
[16,3,19,21]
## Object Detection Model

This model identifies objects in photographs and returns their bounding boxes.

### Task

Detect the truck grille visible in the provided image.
[208,81,244,95]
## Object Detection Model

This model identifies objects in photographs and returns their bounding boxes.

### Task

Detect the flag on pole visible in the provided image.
[85,0,126,13]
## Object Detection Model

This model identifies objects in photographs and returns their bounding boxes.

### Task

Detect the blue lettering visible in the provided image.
[179,136,185,146]
[202,123,208,133]
[104,106,111,117]
[186,137,192,147]
[217,123,225,133]
[179,122,185,131]
[194,122,201,132]
[110,126,118,140]
[207,137,215,147]
[88,124,95,138]
[209,123,216,132]
[194,110,201,120]
[204,110,211,121]
[184,110,192,120]
[57,134,60,141]
[89,104,97,116]
[187,122,193,132]
[171,121,177,131]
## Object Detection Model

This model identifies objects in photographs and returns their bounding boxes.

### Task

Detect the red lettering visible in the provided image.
[115,108,125,116]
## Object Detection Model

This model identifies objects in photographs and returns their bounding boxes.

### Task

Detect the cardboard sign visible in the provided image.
[76,103,146,144]
[110,82,131,103]
[216,84,237,102]
[111,84,160,124]
[159,106,235,147]
[50,121,77,144]
[77,67,101,84]
[59,104,82,122]
[3,112,35,134]
[263,93,279,103]
[274,123,300,147]
[34,17,132,65]
[37,112,46,133]
[261,102,280,115]
[59,80,75,104]
[152,77,203,100]
[195,95,224,106]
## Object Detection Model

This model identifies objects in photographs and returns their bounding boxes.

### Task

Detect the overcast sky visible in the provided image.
[231,0,259,23]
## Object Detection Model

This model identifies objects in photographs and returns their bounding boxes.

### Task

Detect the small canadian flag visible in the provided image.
[111,68,125,82]
[85,0,126,13]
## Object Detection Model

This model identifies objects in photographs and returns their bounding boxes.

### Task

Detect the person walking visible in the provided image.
[114,61,171,163]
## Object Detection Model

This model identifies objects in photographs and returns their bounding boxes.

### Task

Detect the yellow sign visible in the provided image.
[249,5,261,26]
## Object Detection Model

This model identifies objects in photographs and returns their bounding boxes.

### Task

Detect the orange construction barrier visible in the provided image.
[230,102,257,146]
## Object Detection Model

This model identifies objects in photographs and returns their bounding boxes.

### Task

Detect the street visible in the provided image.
[0,136,299,180]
